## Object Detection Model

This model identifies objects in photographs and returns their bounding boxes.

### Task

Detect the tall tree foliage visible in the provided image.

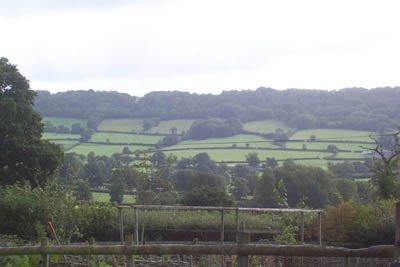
[369,130,400,199]
[0,58,63,187]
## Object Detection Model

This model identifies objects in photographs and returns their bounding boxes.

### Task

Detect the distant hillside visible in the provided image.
[34,87,400,131]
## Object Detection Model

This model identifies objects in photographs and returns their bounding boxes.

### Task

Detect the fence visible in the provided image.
[1,203,400,267]
[116,205,323,246]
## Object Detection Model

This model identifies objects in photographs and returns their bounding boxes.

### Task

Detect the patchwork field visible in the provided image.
[168,134,279,149]
[43,118,374,168]
[162,148,333,162]
[90,132,163,144]
[70,144,152,156]
[334,152,364,159]
[98,118,195,135]
[285,141,374,151]
[290,129,376,142]
[42,132,81,140]
[243,120,290,134]
[98,119,143,133]
[43,117,87,128]
[146,119,195,134]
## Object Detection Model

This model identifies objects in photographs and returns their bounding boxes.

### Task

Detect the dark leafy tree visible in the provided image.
[172,169,195,192]
[336,178,357,202]
[58,153,83,187]
[187,118,242,139]
[266,157,278,168]
[110,177,126,204]
[327,144,339,154]
[254,169,277,207]
[82,153,105,187]
[122,146,131,154]
[328,161,356,178]
[176,157,193,169]
[70,123,84,134]
[181,185,233,206]
[0,57,63,187]
[192,153,217,173]
[74,179,92,201]
[246,152,260,168]
[274,165,339,208]
[232,177,249,200]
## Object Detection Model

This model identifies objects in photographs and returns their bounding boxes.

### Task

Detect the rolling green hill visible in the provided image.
[243,120,290,134]
[42,118,375,169]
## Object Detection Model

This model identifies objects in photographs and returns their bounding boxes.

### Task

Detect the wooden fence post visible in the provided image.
[318,211,322,246]
[119,208,124,245]
[40,238,49,267]
[235,208,240,243]
[390,202,400,266]
[127,234,134,267]
[220,210,225,244]
[300,211,304,244]
[237,222,249,267]
[134,208,139,244]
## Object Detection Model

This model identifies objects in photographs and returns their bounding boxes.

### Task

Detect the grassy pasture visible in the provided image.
[70,144,152,156]
[43,117,87,128]
[162,148,333,162]
[146,119,195,134]
[90,132,163,144]
[42,132,81,140]
[92,192,136,204]
[290,129,375,142]
[98,119,143,133]
[167,134,279,149]
[285,141,374,151]
[333,152,364,159]
[243,120,290,134]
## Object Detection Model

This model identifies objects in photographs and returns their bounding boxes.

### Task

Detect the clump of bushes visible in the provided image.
[323,199,395,245]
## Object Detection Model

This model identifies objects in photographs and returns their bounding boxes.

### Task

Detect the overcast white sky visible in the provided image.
[1,0,399,96]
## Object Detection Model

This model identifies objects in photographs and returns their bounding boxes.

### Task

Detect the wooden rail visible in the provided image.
[0,243,393,258]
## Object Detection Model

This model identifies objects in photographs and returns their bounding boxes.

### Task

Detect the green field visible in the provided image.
[243,120,290,134]
[290,129,375,142]
[162,148,333,162]
[45,117,376,168]
[146,119,195,134]
[92,192,136,204]
[44,117,87,128]
[90,132,163,144]
[333,152,364,159]
[98,119,143,133]
[285,141,374,151]
[42,132,81,140]
[70,144,152,156]
[167,134,279,149]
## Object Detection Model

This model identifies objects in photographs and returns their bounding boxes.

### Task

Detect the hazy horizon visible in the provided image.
[2,0,400,96]
[34,85,400,98]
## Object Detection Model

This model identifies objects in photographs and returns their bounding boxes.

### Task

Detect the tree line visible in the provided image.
[34,87,400,132]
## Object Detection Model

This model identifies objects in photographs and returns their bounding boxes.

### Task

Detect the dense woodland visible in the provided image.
[35,87,400,132]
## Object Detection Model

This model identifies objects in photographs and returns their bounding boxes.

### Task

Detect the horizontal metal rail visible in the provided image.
[118,204,322,213]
